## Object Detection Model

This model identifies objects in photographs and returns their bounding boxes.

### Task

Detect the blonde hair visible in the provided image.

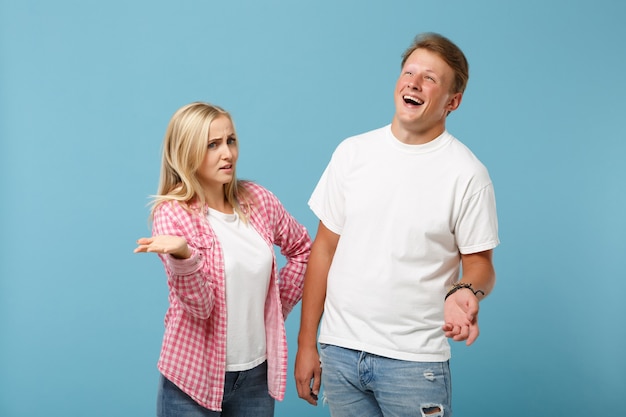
[149,102,251,220]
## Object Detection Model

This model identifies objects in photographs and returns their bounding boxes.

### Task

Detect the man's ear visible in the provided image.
[446,92,463,113]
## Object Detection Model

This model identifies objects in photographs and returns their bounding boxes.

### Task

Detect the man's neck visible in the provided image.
[390,117,445,145]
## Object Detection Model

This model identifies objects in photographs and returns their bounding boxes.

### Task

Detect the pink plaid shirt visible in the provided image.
[152,182,311,411]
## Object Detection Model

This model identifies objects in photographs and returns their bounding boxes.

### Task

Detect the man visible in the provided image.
[294,33,499,416]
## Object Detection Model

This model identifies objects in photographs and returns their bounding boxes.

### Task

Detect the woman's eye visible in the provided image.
[207,142,217,149]
[227,137,237,145]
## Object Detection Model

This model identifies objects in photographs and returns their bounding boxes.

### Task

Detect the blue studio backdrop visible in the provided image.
[1,1,625,416]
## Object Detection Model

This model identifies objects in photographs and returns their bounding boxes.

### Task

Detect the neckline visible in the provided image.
[207,207,238,223]
[385,125,452,154]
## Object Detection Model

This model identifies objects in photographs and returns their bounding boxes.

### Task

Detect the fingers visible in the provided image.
[294,347,323,406]
[454,325,470,342]
[311,371,321,397]
[134,237,158,254]
[443,322,480,345]
[134,238,149,253]
[296,377,319,406]
[466,301,479,322]
[295,360,321,406]
[444,324,467,340]
[466,324,480,346]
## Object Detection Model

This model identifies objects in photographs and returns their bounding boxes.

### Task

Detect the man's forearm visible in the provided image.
[459,249,496,299]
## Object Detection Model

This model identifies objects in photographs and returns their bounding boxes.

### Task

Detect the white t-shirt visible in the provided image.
[207,208,273,371]
[309,125,499,362]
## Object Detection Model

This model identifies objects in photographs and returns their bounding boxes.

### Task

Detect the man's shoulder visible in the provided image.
[443,135,493,186]
[336,125,389,151]
[445,134,486,163]
[347,124,389,141]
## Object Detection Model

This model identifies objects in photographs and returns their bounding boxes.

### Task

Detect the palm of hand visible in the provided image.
[134,235,190,259]
[442,290,480,345]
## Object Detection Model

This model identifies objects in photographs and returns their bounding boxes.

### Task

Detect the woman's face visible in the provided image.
[196,115,239,192]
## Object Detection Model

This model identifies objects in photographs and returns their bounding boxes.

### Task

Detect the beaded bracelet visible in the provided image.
[444,282,485,300]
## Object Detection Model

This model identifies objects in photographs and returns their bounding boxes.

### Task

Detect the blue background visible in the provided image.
[1,1,625,416]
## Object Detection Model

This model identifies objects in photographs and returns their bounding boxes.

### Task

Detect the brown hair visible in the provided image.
[401,33,469,94]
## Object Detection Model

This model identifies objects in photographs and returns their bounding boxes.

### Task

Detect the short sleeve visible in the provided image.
[308,146,347,235]
[455,182,500,254]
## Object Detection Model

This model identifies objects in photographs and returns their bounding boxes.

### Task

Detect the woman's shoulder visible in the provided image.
[152,199,209,237]
[240,180,275,201]
[154,199,181,214]
[239,181,282,211]
[153,199,199,222]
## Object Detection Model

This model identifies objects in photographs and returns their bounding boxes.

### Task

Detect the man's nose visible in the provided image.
[408,75,421,90]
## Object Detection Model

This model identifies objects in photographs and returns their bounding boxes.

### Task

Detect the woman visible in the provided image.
[135,102,311,416]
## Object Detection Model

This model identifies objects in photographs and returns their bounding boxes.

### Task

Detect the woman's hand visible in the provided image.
[134,235,191,259]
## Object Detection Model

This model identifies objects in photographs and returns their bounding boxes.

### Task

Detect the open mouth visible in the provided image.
[403,95,423,105]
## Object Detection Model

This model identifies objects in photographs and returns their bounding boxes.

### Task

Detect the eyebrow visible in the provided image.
[404,63,438,73]
[419,67,439,75]
[208,134,236,141]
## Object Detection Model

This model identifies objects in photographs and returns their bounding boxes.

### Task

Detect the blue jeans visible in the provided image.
[156,361,275,417]
[319,344,452,417]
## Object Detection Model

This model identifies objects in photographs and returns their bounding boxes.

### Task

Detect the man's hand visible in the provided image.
[442,288,480,346]
[294,346,322,406]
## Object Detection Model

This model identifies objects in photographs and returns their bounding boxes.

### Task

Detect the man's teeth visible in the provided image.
[403,95,423,105]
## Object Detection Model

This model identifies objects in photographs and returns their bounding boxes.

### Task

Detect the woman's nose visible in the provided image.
[221,145,233,159]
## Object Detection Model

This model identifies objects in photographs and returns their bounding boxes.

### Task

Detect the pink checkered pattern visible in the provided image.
[152,182,311,411]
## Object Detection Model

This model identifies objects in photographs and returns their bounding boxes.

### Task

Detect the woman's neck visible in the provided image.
[203,189,232,214]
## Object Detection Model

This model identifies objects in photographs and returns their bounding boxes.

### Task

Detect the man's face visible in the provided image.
[392,48,462,142]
